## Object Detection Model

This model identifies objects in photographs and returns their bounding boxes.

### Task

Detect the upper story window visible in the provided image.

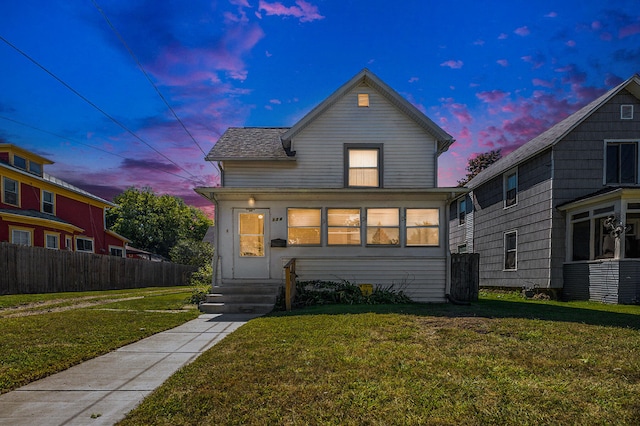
[357,93,370,107]
[606,141,638,184]
[458,198,466,225]
[13,155,27,170]
[3,177,19,206]
[29,162,42,176]
[504,169,518,208]
[621,105,634,120]
[327,208,361,246]
[42,190,55,214]
[504,231,517,270]
[345,145,382,188]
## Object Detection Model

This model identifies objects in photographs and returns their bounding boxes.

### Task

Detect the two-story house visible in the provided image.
[0,144,128,255]
[450,74,640,304]
[196,69,466,307]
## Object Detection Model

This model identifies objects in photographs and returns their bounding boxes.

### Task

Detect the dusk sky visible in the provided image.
[1,1,639,217]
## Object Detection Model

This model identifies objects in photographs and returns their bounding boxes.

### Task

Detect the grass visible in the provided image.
[120,292,640,426]
[0,287,199,394]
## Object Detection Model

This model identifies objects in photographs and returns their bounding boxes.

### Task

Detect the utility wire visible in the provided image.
[0,34,199,180]
[92,0,209,156]
[0,114,194,181]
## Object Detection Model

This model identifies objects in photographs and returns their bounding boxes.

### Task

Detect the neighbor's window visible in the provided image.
[621,105,634,120]
[504,170,518,207]
[42,190,54,214]
[406,208,439,246]
[327,208,361,245]
[571,216,590,261]
[346,146,381,188]
[606,141,637,184]
[13,155,26,170]
[29,161,42,176]
[76,237,94,253]
[366,208,399,246]
[3,177,19,206]
[504,231,517,270]
[288,208,321,246]
[45,233,59,250]
[11,229,32,246]
[110,246,124,257]
[459,198,466,225]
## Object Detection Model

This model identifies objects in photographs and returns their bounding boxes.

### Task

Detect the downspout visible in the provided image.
[211,192,221,288]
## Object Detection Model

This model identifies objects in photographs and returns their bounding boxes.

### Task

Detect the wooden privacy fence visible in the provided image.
[0,242,198,295]
[449,253,480,303]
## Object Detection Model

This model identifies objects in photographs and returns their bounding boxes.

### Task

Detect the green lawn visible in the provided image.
[0,287,199,393]
[120,292,640,426]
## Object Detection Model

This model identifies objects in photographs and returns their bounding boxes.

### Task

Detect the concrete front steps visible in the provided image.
[198,282,282,315]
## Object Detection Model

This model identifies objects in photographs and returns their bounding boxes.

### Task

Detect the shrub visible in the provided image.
[185,264,212,304]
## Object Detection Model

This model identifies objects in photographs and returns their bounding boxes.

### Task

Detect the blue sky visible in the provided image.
[1,1,639,216]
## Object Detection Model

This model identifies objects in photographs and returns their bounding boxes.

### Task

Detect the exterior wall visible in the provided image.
[564,260,640,304]
[448,194,473,253]
[223,82,438,189]
[215,195,449,302]
[473,149,554,288]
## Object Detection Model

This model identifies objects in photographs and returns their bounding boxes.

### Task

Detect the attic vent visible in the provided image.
[357,93,369,107]
[621,104,633,120]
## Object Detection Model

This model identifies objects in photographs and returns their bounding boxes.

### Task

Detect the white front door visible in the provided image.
[233,209,270,279]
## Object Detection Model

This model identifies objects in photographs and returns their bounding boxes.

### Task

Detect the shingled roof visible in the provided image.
[467,74,640,189]
[205,127,292,161]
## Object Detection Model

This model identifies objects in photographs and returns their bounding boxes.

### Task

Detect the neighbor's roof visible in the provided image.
[205,127,291,161]
[467,74,640,189]
[0,208,84,232]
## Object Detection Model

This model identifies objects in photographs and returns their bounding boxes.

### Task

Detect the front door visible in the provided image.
[233,209,270,279]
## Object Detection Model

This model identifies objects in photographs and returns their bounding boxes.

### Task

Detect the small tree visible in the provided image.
[457,149,502,187]
[169,240,214,268]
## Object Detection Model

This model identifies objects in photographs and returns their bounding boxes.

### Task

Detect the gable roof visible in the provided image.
[467,74,640,189]
[281,68,454,154]
[206,127,292,161]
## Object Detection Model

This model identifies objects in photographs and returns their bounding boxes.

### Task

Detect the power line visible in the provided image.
[92,0,209,156]
[0,34,199,180]
[0,114,194,182]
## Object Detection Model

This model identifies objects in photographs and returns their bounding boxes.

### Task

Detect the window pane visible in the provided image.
[46,235,58,249]
[348,169,378,187]
[595,217,615,259]
[572,220,590,261]
[367,208,399,226]
[349,150,378,167]
[606,144,619,183]
[407,228,439,246]
[407,209,439,226]
[239,213,264,234]
[12,230,30,246]
[288,228,320,245]
[288,209,320,227]
[328,228,361,245]
[240,236,264,257]
[327,209,360,227]
[4,178,18,205]
[29,162,42,175]
[239,213,265,256]
[367,227,399,245]
[14,155,26,169]
[620,143,637,183]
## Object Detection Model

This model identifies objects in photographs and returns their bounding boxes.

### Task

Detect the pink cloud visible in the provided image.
[449,103,473,124]
[497,59,509,67]
[619,23,640,39]
[591,21,602,30]
[566,40,576,47]
[600,32,614,41]
[270,99,282,104]
[440,60,464,69]
[258,0,325,22]
[532,78,555,88]
[545,12,558,18]
[514,26,530,36]
[473,39,485,46]
[476,90,509,103]
[498,33,508,40]
[409,77,419,83]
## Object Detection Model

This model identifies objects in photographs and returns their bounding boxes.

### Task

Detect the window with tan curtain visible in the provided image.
[406,209,439,246]
[328,208,361,245]
[288,208,321,245]
[347,148,380,187]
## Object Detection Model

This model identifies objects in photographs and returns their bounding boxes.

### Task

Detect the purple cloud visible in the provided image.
[258,0,325,22]
[514,26,530,36]
[620,23,640,39]
[440,60,464,69]
[497,59,509,67]
[476,90,509,103]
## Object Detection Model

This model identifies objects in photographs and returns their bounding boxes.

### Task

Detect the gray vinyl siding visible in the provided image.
[293,257,446,303]
[619,261,640,304]
[448,194,473,253]
[564,260,640,303]
[223,83,438,189]
[473,150,553,288]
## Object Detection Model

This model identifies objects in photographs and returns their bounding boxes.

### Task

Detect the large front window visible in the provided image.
[327,209,360,245]
[606,141,638,184]
[288,208,321,246]
[346,146,381,187]
[406,209,439,246]
[366,208,399,246]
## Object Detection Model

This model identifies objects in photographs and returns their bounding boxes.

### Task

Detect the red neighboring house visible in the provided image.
[0,144,128,255]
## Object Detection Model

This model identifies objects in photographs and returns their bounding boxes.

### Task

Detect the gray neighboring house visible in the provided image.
[450,74,640,304]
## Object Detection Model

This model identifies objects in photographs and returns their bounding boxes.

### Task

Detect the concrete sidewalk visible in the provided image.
[0,313,259,426]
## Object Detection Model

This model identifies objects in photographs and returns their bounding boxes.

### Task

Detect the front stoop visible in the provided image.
[198,283,282,315]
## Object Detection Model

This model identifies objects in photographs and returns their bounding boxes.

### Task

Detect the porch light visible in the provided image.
[248,196,255,206]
